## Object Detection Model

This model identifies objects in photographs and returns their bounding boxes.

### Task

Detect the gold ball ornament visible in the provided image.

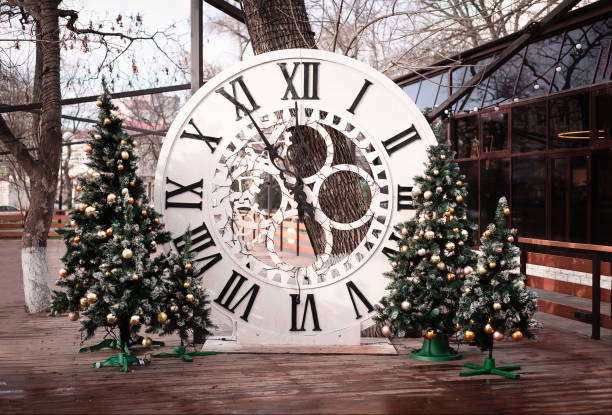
[68,312,79,321]
[436,186,443,193]
[464,287,471,295]
[77,202,87,212]
[121,151,130,160]
[128,197,134,204]
[401,227,409,235]
[131,273,139,281]
[154,218,159,224]
[121,122,127,128]
[455,323,461,330]
[423,190,433,200]
[96,230,106,239]
[96,100,103,107]
[489,262,497,269]
[142,337,152,348]
[170,305,179,313]
[493,302,502,310]
[503,207,510,215]
[445,242,455,251]
[381,325,391,337]
[183,282,191,289]
[493,331,505,341]
[458,241,464,246]
[464,330,476,341]
[106,313,118,324]
[103,118,111,125]
[106,227,113,236]
[58,268,68,278]
[106,193,117,203]
[444,210,451,217]
[440,154,446,160]
[401,300,411,311]
[483,230,492,238]
[73,235,80,243]
[463,266,474,275]
[185,263,192,270]
[197,284,203,291]
[121,139,127,145]
[512,330,523,340]
[150,241,157,249]
[70,220,77,228]
[477,264,487,275]
[79,297,88,307]
[186,293,195,303]
[430,254,440,264]
[122,248,133,259]
[157,312,168,323]
[94,134,102,140]
[130,181,135,187]
[141,209,147,216]
[483,324,494,334]
[453,227,459,233]
[433,169,439,176]
[456,195,463,202]
[85,206,96,216]
[446,273,456,281]
[400,245,408,253]
[411,187,422,197]
[132,140,138,148]
[117,164,124,171]
[456,180,463,186]
[436,262,446,271]
[425,329,437,339]
[425,230,435,240]
[507,235,515,243]
[86,292,98,303]
[83,144,93,153]
[129,315,140,326]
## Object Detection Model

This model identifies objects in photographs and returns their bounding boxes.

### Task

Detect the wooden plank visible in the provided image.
[520,237,612,253]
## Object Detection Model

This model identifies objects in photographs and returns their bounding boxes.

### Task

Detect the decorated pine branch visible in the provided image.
[51,83,172,371]
[374,142,477,361]
[457,197,540,379]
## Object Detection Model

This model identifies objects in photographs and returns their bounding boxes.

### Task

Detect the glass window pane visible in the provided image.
[512,157,546,238]
[434,71,449,107]
[551,158,567,241]
[552,18,612,92]
[548,93,589,149]
[594,39,611,83]
[482,53,523,108]
[417,74,441,112]
[452,116,479,158]
[570,156,588,243]
[454,58,493,112]
[451,66,468,93]
[512,102,546,153]
[458,161,479,235]
[480,159,509,228]
[515,35,563,98]
[403,81,421,104]
[595,90,611,143]
[592,150,612,245]
[482,112,508,152]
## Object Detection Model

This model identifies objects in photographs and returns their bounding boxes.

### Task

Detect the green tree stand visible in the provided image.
[92,342,149,372]
[409,335,462,361]
[151,344,216,362]
[79,336,165,353]
[460,348,521,379]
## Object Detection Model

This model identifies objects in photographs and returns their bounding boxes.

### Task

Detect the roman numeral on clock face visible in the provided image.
[165,177,203,210]
[397,185,416,211]
[347,79,372,114]
[290,294,321,331]
[382,124,421,156]
[381,232,401,259]
[214,270,260,322]
[173,221,222,276]
[215,75,261,121]
[180,119,221,153]
[346,281,374,319]
[278,62,320,100]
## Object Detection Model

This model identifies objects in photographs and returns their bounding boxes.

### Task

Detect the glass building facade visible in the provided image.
[396,4,612,245]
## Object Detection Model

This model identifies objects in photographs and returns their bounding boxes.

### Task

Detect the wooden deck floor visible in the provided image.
[0,240,611,414]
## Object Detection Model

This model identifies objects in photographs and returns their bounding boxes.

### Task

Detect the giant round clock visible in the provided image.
[155,49,435,345]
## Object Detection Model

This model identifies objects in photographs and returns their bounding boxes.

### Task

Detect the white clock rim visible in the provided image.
[154,48,432,212]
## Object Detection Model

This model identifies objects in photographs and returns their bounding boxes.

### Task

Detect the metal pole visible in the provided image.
[191,0,204,95]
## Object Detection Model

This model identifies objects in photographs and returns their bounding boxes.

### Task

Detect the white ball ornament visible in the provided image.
[96,230,106,239]
[381,325,391,337]
[424,230,435,240]
[85,206,96,216]
[417,248,427,256]
[433,169,439,176]
[461,229,469,237]
[423,190,433,200]
[436,186,443,193]
[122,248,133,259]
[121,151,130,160]
[401,301,411,311]
[401,227,409,235]
[411,187,422,197]
[121,188,129,196]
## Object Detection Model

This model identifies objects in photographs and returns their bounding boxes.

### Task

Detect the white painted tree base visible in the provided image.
[22,247,52,313]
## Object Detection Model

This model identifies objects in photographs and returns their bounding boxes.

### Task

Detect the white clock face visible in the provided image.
[155,49,435,344]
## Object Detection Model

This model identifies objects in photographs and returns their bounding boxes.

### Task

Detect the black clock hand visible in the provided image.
[289,102,314,220]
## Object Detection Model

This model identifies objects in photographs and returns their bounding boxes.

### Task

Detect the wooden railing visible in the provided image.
[519,237,612,340]
[0,209,69,238]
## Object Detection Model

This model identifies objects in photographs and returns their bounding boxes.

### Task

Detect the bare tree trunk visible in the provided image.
[22,0,62,313]
[242,0,369,257]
